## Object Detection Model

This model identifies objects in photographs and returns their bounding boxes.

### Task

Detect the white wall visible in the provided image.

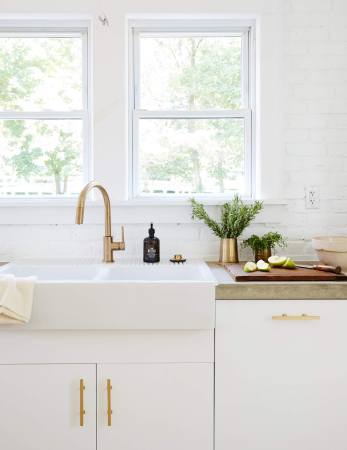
[0,0,346,262]
[283,0,347,249]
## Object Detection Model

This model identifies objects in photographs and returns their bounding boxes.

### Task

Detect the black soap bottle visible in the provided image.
[143,223,160,263]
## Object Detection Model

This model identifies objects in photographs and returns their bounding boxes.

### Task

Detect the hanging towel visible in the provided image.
[0,275,36,324]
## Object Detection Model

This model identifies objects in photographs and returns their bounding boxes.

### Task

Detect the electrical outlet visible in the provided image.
[305,186,320,209]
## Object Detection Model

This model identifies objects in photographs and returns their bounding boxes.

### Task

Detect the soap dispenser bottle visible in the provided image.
[143,223,160,263]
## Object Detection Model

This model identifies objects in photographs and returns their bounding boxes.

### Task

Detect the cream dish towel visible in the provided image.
[0,275,36,324]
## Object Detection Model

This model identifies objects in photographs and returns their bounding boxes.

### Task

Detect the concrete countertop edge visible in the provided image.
[208,262,347,300]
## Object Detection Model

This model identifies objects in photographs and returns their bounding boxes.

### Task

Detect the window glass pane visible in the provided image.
[0,119,83,196]
[0,36,83,111]
[140,34,243,110]
[138,118,245,195]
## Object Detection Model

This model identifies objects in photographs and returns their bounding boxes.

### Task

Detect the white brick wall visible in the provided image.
[283,0,347,259]
[0,0,346,263]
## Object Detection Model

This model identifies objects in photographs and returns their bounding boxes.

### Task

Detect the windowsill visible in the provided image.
[0,196,287,226]
[0,196,288,207]
[121,197,288,206]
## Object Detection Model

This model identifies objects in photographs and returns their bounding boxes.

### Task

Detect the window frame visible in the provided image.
[0,20,91,198]
[128,19,255,200]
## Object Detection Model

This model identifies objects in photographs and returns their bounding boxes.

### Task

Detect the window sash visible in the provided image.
[132,27,250,111]
[0,26,91,196]
[132,111,252,198]
[129,22,254,199]
[0,28,88,115]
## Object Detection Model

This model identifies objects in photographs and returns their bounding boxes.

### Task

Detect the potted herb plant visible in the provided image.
[242,232,287,262]
[191,195,263,263]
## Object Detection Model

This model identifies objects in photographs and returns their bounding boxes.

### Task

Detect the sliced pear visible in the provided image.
[256,259,271,272]
[282,257,296,269]
[243,261,257,273]
[268,255,287,267]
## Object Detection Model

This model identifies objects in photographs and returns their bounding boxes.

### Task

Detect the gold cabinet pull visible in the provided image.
[107,379,113,426]
[272,313,320,321]
[80,379,86,427]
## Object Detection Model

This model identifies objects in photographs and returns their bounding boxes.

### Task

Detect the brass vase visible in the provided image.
[219,238,239,263]
[255,247,272,262]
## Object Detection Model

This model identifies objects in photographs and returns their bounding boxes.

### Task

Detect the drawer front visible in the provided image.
[216,300,347,450]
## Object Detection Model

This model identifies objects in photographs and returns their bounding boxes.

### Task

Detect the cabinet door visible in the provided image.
[98,363,213,450]
[0,364,96,450]
[216,300,347,450]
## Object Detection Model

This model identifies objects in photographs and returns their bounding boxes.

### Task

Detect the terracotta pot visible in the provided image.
[219,238,239,263]
[254,247,272,262]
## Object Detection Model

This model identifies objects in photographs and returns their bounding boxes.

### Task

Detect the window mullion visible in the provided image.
[244,110,253,198]
[0,111,85,120]
[241,29,250,108]
[134,109,250,120]
[133,30,141,109]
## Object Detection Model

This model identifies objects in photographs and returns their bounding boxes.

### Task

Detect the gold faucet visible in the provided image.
[76,181,125,263]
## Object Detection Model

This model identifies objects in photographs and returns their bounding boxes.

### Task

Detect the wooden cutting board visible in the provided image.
[225,263,347,282]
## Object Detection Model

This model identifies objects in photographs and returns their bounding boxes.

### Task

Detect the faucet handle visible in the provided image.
[112,226,125,251]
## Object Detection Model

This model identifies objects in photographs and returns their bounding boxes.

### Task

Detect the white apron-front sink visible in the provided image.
[0,260,216,330]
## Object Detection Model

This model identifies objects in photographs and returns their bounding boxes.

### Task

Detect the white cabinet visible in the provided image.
[0,361,213,450]
[98,363,214,450]
[216,300,347,450]
[0,364,96,450]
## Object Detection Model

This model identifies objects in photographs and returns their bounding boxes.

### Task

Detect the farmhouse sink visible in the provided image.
[0,260,216,330]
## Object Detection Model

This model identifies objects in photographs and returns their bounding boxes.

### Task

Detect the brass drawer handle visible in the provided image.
[272,313,320,321]
[107,379,113,426]
[80,379,86,427]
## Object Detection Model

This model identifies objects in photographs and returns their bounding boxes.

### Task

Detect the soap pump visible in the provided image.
[143,223,160,263]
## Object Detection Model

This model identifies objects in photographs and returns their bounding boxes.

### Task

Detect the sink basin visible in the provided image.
[312,236,347,270]
[0,263,101,281]
[97,263,214,281]
[0,261,214,282]
[0,260,216,330]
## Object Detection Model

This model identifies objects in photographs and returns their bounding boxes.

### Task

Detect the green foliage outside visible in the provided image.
[140,36,245,194]
[0,34,246,195]
[0,37,82,195]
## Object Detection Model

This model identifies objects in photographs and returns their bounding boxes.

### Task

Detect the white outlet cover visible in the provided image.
[305,186,320,209]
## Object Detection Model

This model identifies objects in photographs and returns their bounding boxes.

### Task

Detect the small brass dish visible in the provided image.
[170,254,186,264]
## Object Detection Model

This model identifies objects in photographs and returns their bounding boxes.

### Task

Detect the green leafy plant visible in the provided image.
[191,195,263,239]
[242,232,287,253]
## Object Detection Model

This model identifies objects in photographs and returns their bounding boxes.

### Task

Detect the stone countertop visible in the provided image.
[208,263,347,300]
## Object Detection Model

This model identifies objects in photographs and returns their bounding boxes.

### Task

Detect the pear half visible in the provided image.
[256,260,271,272]
[283,257,296,269]
[268,255,287,267]
[244,261,257,273]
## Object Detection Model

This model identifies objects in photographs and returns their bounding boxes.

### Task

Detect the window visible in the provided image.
[0,24,89,197]
[129,21,254,198]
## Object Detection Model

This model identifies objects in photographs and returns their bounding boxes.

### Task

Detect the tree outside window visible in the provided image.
[0,32,87,196]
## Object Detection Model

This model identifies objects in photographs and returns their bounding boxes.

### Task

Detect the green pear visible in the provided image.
[244,261,257,273]
[282,258,296,269]
[268,255,287,267]
[256,260,271,272]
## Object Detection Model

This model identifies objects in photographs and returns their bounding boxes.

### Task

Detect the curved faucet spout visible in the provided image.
[75,181,125,262]
[76,181,112,236]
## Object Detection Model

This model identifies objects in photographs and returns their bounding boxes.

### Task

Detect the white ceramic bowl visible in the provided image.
[312,236,347,270]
